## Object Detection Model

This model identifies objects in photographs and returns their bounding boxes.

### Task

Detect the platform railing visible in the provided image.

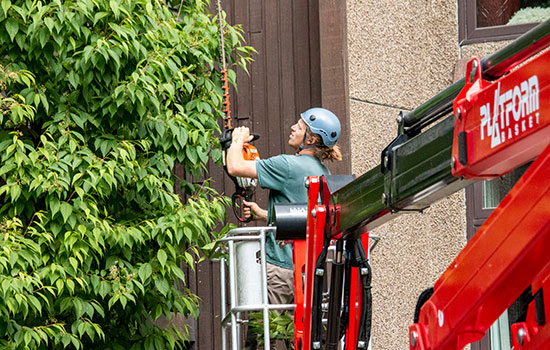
[218,226,295,350]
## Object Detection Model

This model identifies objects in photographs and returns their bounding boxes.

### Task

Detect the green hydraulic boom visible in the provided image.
[333,19,550,238]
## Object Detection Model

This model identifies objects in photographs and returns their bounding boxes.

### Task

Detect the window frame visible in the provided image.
[458,0,539,45]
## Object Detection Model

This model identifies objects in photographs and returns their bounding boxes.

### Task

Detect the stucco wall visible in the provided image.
[347,0,459,109]
[345,1,500,349]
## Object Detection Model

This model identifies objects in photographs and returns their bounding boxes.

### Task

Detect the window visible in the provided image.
[489,312,511,350]
[482,162,531,209]
[458,0,550,44]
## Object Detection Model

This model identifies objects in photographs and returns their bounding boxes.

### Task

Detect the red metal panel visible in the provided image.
[293,239,307,350]
[344,233,370,347]
[295,176,321,350]
[452,49,550,179]
[302,204,327,350]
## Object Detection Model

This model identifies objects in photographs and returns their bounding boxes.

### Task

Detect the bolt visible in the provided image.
[305,178,310,189]
[357,340,367,348]
[397,113,404,124]
[311,209,316,218]
[438,310,444,327]
[450,157,456,169]
[455,108,461,120]
[517,327,526,346]
[315,268,325,277]
[312,341,321,349]
[470,60,478,82]
[382,193,388,204]
[410,331,418,348]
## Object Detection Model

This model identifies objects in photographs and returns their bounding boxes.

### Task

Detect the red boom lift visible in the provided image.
[279,19,550,350]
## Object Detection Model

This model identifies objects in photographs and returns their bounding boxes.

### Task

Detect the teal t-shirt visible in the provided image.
[256,154,330,270]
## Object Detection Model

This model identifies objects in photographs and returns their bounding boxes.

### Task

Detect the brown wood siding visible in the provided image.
[318,0,350,175]
[185,1,351,348]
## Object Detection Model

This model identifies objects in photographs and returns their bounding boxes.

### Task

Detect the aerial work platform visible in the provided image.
[281,18,550,350]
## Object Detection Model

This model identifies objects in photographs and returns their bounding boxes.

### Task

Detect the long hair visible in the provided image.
[307,130,342,162]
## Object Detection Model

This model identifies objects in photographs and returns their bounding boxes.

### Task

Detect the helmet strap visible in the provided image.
[296,127,310,154]
[296,127,326,154]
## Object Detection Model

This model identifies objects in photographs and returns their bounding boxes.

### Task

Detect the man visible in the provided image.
[227,107,342,348]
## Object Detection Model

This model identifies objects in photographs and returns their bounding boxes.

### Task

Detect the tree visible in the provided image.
[0,0,253,348]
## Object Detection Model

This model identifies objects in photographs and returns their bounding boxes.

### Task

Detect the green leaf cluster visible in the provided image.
[0,0,253,348]
[247,311,295,349]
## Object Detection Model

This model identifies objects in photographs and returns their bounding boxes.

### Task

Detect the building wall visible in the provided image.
[346,1,510,349]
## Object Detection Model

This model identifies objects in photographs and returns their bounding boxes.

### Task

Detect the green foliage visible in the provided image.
[0,0,253,348]
[507,6,550,25]
[247,311,294,349]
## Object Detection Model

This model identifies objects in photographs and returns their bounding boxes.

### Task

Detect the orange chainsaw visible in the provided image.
[216,5,260,222]
[218,69,260,223]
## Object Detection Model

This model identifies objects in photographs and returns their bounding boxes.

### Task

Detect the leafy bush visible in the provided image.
[0,0,253,348]
[508,6,550,25]
[247,311,294,349]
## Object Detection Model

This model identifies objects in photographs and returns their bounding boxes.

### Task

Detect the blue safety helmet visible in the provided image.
[300,107,341,147]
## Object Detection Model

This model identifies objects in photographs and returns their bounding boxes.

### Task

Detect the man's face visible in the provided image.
[289,118,308,150]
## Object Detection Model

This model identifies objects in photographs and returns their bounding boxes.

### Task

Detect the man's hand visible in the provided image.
[242,200,267,222]
[227,127,258,178]
[231,126,254,146]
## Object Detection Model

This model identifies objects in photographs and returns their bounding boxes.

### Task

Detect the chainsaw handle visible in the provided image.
[220,129,260,151]
[232,191,253,223]
[249,132,260,142]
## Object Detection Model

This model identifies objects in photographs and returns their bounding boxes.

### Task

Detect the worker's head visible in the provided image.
[289,107,342,161]
[300,108,341,147]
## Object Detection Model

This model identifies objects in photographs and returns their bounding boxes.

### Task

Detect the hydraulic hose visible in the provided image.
[311,235,331,347]
[354,239,372,349]
[326,239,345,349]
[339,244,353,340]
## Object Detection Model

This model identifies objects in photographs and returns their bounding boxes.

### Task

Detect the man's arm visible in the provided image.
[226,127,258,178]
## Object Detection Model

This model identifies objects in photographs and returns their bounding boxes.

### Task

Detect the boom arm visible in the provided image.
[285,19,550,350]
[329,19,550,239]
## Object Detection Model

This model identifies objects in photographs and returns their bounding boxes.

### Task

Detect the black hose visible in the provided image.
[311,234,331,346]
[354,240,372,348]
[326,239,345,349]
[413,287,434,323]
[339,243,353,341]
[357,262,372,348]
